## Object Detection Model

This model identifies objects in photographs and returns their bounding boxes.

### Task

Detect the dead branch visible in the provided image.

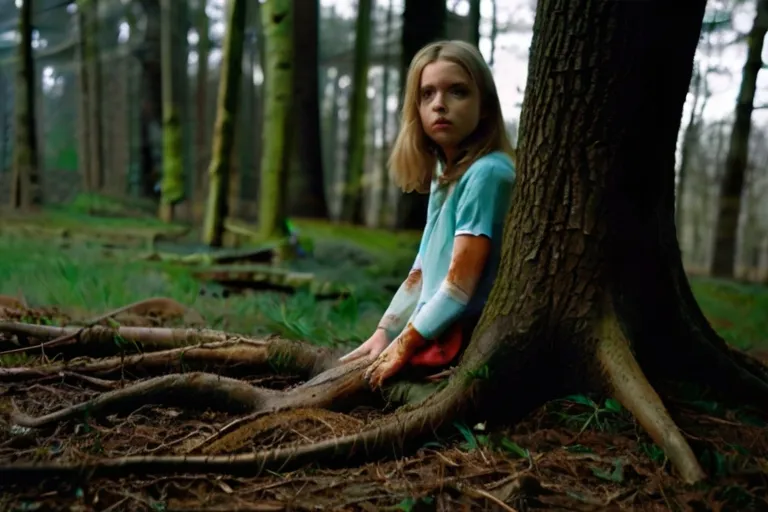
[0,323,232,355]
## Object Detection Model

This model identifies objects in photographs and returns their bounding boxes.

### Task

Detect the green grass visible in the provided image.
[691,277,768,351]
[1,212,766,354]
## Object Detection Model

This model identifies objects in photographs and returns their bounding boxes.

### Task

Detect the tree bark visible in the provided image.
[136,0,163,200]
[468,0,481,47]
[710,0,768,277]
[257,0,294,240]
[339,0,373,225]
[159,0,186,222]
[0,70,8,174]
[202,0,247,246]
[287,0,329,220]
[85,0,105,192]
[10,0,40,210]
[193,2,210,222]
[377,0,395,227]
[395,0,446,230]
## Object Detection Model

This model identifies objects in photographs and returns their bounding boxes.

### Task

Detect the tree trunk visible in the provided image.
[159,0,186,222]
[85,0,105,192]
[0,70,8,173]
[287,0,329,220]
[10,0,40,210]
[675,62,708,244]
[202,0,247,247]
[710,0,768,278]
[257,0,294,240]
[75,4,92,193]
[488,0,497,68]
[377,0,395,227]
[395,0,446,230]
[137,0,163,200]
[468,0,481,47]
[339,0,373,225]
[193,3,209,222]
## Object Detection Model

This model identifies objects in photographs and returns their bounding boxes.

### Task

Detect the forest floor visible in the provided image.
[0,201,767,511]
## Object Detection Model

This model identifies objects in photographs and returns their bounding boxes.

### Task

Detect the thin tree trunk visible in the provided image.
[339,0,373,225]
[468,0,481,47]
[377,0,395,227]
[675,63,706,237]
[194,3,209,221]
[85,0,105,192]
[710,0,767,277]
[202,0,247,247]
[395,0,446,230]
[10,0,40,210]
[288,0,329,219]
[137,0,163,200]
[159,0,186,222]
[489,0,497,68]
[75,4,93,193]
[0,70,8,174]
[258,0,294,240]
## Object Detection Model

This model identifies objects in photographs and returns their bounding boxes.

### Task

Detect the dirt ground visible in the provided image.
[1,306,767,512]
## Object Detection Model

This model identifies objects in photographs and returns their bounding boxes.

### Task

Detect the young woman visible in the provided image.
[341,40,516,390]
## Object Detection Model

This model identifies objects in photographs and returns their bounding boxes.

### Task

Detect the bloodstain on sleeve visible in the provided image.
[445,235,491,299]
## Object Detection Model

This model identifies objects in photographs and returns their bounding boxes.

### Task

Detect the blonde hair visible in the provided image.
[388,40,514,193]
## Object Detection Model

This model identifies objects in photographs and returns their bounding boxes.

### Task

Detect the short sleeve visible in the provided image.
[454,162,515,238]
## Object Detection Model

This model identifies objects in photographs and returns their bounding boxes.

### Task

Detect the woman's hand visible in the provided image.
[364,324,427,389]
[338,328,390,363]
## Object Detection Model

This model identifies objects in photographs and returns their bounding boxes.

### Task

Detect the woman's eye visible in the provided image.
[451,88,468,97]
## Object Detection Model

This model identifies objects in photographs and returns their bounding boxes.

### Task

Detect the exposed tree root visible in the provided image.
[593,298,706,484]
[7,357,373,431]
[0,339,332,383]
[0,366,468,483]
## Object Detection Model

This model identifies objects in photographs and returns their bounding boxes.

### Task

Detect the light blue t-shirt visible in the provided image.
[408,150,516,337]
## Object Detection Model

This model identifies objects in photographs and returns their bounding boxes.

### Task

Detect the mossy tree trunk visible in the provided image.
[10,0,41,210]
[158,0,186,222]
[339,0,372,225]
[193,1,209,222]
[202,0,247,247]
[395,0,446,230]
[258,0,294,240]
[710,0,767,278]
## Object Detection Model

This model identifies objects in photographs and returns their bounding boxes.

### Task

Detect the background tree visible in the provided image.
[339,0,373,224]
[158,0,187,222]
[10,0,40,210]
[395,0,446,230]
[258,0,294,240]
[287,0,329,219]
[202,0,246,247]
[710,0,768,277]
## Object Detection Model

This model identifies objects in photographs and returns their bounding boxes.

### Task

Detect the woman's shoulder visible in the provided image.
[462,151,516,187]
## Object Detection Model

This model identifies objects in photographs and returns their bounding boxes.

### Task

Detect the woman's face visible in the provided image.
[418,59,481,161]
